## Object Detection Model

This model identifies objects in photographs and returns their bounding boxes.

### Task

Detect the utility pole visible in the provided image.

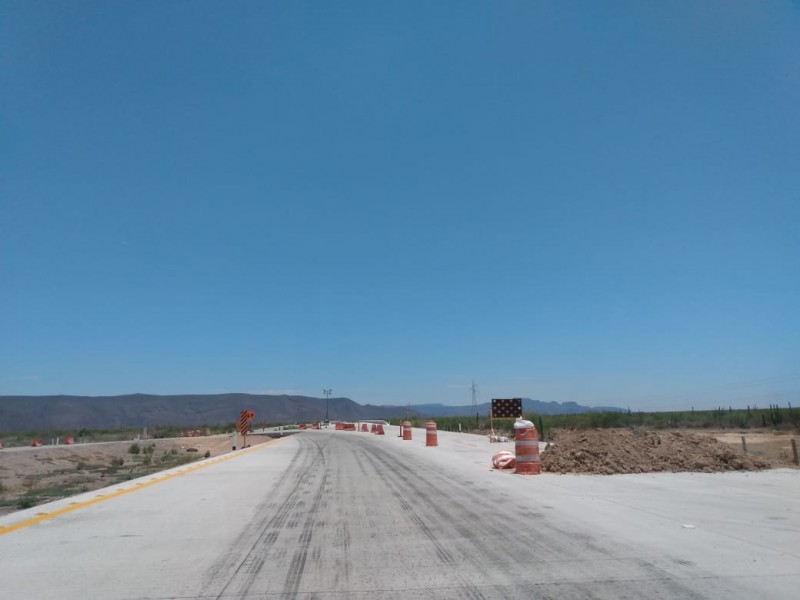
[471,381,479,429]
[323,388,332,424]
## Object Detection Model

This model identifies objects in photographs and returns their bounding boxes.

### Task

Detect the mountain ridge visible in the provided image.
[0,394,620,432]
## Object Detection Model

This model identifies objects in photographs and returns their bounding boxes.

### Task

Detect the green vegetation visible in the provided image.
[13,483,90,509]
[0,423,234,449]
[395,404,798,440]
[0,431,213,513]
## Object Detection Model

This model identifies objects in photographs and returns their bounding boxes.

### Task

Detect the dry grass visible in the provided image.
[0,434,273,515]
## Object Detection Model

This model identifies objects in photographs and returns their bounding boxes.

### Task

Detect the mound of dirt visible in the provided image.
[541,428,772,474]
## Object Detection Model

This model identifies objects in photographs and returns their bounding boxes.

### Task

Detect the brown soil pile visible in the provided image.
[541,428,772,474]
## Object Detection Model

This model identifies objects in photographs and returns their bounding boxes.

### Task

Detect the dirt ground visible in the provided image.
[0,434,273,516]
[541,428,797,474]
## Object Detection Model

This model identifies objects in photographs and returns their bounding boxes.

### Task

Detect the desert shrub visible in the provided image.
[204,450,211,458]
[16,496,36,509]
[128,442,140,454]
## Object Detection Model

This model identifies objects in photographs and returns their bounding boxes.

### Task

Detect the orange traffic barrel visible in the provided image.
[492,450,516,469]
[425,421,438,447]
[402,421,412,441]
[514,419,541,475]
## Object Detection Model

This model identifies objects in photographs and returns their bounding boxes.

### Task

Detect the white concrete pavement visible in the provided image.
[1,426,798,599]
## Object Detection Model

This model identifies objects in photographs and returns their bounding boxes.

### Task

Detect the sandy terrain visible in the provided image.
[0,434,274,515]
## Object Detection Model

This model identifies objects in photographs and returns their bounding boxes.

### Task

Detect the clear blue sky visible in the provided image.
[2,1,799,410]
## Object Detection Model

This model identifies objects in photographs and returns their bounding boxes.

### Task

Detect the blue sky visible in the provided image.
[2,1,799,410]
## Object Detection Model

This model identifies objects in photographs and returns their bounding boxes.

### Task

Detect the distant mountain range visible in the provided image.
[411,398,621,418]
[0,394,620,432]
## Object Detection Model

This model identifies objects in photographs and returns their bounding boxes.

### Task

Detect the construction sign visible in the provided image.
[491,398,523,419]
[238,410,255,434]
[237,410,255,447]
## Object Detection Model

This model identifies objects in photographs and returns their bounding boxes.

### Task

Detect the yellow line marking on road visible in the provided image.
[0,440,284,537]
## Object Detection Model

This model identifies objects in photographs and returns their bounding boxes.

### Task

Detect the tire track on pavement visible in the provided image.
[363,437,711,600]
[209,435,328,599]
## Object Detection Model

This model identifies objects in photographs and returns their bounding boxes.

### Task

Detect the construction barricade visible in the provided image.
[361,423,369,432]
[514,419,541,475]
[375,424,385,435]
[425,421,438,447]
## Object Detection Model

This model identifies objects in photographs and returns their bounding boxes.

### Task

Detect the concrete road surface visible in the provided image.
[1,428,798,599]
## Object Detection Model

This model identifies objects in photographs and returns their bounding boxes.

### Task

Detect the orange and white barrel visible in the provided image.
[514,419,541,475]
[402,421,412,441]
[492,450,516,469]
[425,421,438,447]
